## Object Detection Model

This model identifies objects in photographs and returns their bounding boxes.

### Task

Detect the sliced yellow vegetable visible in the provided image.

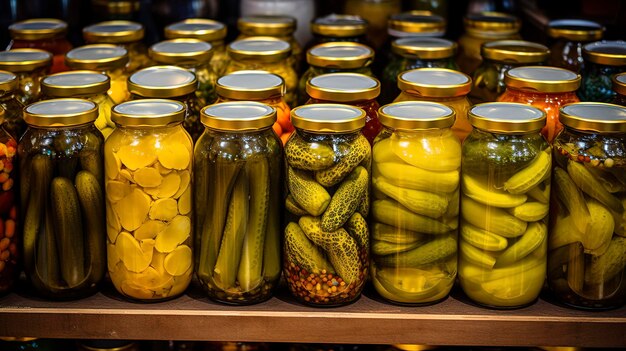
[154,162,173,175]
[107,242,120,272]
[133,167,163,187]
[106,180,133,203]
[106,203,121,242]
[105,151,121,179]
[178,188,191,215]
[118,144,157,170]
[131,266,173,289]
[164,245,192,276]
[119,169,134,183]
[158,173,181,198]
[134,220,166,240]
[157,143,190,170]
[155,215,191,253]
[149,198,179,221]
[114,188,152,231]
[121,280,154,300]
[115,231,152,273]
[174,171,190,199]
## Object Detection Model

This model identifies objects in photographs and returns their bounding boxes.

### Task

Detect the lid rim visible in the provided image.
[42,70,111,97]
[560,102,626,133]
[9,18,68,40]
[0,49,52,72]
[504,66,581,93]
[291,103,366,133]
[112,99,186,126]
[24,98,99,127]
[311,14,368,37]
[306,73,380,102]
[200,101,277,131]
[481,40,550,64]
[378,101,456,130]
[468,102,546,133]
[164,18,227,42]
[83,20,144,43]
[128,66,197,98]
[398,68,472,97]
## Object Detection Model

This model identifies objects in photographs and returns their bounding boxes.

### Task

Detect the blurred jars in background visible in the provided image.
[0,49,51,105]
[344,0,401,49]
[546,19,604,74]
[0,71,26,140]
[7,18,72,73]
[613,73,626,107]
[77,340,140,351]
[83,21,149,74]
[240,0,315,47]
[405,0,448,18]
[90,0,141,22]
[387,11,446,39]
[309,14,369,47]
[579,41,626,103]
[0,106,18,295]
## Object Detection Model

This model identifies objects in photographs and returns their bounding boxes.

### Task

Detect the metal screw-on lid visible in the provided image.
[388,11,446,36]
[504,66,581,93]
[481,40,550,64]
[398,68,472,97]
[65,44,129,71]
[228,37,291,62]
[547,19,604,42]
[164,18,227,43]
[42,71,110,97]
[83,20,144,43]
[0,71,18,92]
[24,98,98,127]
[613,72,626,96]
[464,12,521,36]
[149,39,213,65]
[378,101,455,130]
[469,102,546,133]
[306,73,380,102]
[238,15,297,36]
[583,41,626,66]
[0,49,52,72]
[128,66,197,98]
[9,18,68,40]
[392,37,457,60]
[560,102,626,133]
[201,101,276,131]
[291,104,366,133]
[112,99,186,126]
[217,71,284,100]
[307,42,374,69]
[311,14,368,38]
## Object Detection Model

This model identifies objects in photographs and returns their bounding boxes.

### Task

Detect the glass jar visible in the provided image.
[498,66,581,143]
[548,102,626,310]
[216,71,293,144]
[460,102,550,309]
[613,72,626,106]
[226,37,297,108]
[284,104,370,306]
[395,68,473,142]
[7,18,72,73]
[164,18,228,76]
[0,107,18,295]
[0,71,26,140]
[91,0,141,21]
[371,101,460,305]
[470,40,550,104]
[0,49,52,105]
[298,42,374,106]
[387,11,446,39]
[83,20,149,74]
[105,99,193,301]
[19,98,106,299]
[344,0,402,49]
[64,44,130,104]
[306,73,381,144]
[457,12,521,75]
[195,101,283,305]
[128,66,202,142]
[77,340,139,351]
[149,39,218,107]
[381,37,458,105]
[579,41,626,103]
[309,14,369,46]
[546,19,604,74]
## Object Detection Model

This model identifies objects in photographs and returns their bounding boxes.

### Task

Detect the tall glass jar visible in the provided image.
[0,71,26,140]
[7,19,72,73]
[387,11,446,39]
[195,102,283,305]
[65,44,130,104]
[128,66,202,142]
[459,102,550,309]
[19,98,106,299]
[0,107,18,295]
[83,20,149,74]
[284,104,370,306]
[149,39,218,107]
[548,102,626,310]
[164,19,228,76]
[371,101,460,305]
[309,14,369,46]
[395,68,473,142]
[498,66,581,143]
[239,0,315,47]
[298,42,374,106]
[226,37,297,108]
[305,73,381,144]
[613,73,626,107]
[91,0,141,22]
[344,0,401,49]
[216,71,293,144]
[105,99,193,301]
[41,71,116,139]
[579,41,626,103]
[0,49,52,105]
[546,19,604,74]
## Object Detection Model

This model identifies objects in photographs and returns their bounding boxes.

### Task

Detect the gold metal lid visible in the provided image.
[311,14,368,38]
[9,18,67,40]
[388,11,446,36]
[24,98,98,127]
[92,0,140,15]
[201,101,276,131]
[291,104,366,133]
[238,15,296,36]
[398,68,472,97]
[228,37,291,62]
[83,21,144,43]
[560,102,626,133]
[481,40,550,63]
[307,73,380,102]
[464,12,521,35]
[307,42,374,69]
[217,70,284,100]
[613,72,626,96]
[392,37,457,59]
[547,19,604,41]
[504,66,581,93]
[164,19,227,43]
[0,49,52,72]
[65,44,129,71]
[0,71,17,92]
[379,101,455,130]
[469,102,546,133]
[111,99,186,126]
[583,41,626,66]
[128,65,197,98]
[149,39,213,65]
[42,71,110,97]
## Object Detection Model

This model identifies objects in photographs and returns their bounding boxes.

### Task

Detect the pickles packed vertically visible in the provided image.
[105,99,193,301]
[548,102,626,310]
[371,101,460,305]
[284,104,370,306]
[459,103,550,309]
[19,99,106,299]
[0,107,19,294]
[195,102,283,305]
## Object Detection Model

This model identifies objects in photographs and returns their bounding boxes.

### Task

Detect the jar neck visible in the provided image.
[218,95,284,105]
[310,65,371,75]
[295,127,362,139]
[505,86,578,98]
[309,97,376,107]
[402,90,467,102]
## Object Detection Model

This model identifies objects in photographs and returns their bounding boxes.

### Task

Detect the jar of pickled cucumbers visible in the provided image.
[470,40,550,105]
[0,71,26,140]
[306,73,381,144]
[297,42,375,106]
[216,71,293,144]
[194,101,282,304]
[164,18,228,76]
[106,99,193,301]
[0,107,18,295]
[83,21,149,73]
[498,66,581,143]
[19,98,106,299]
[579,41,626,103]
[0,49,52,105]
[8,19,72,73]
[65,44,130,104]
[371,101,460,305]
[284,104,370,306]
[128,66,202,142]
[149,39,217,107]
[546,19,604,73]
[226,37,297,108]
[309,14,369,46]
[613,73,626,107]
[395,68,473,142]
[548,102,626,310]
